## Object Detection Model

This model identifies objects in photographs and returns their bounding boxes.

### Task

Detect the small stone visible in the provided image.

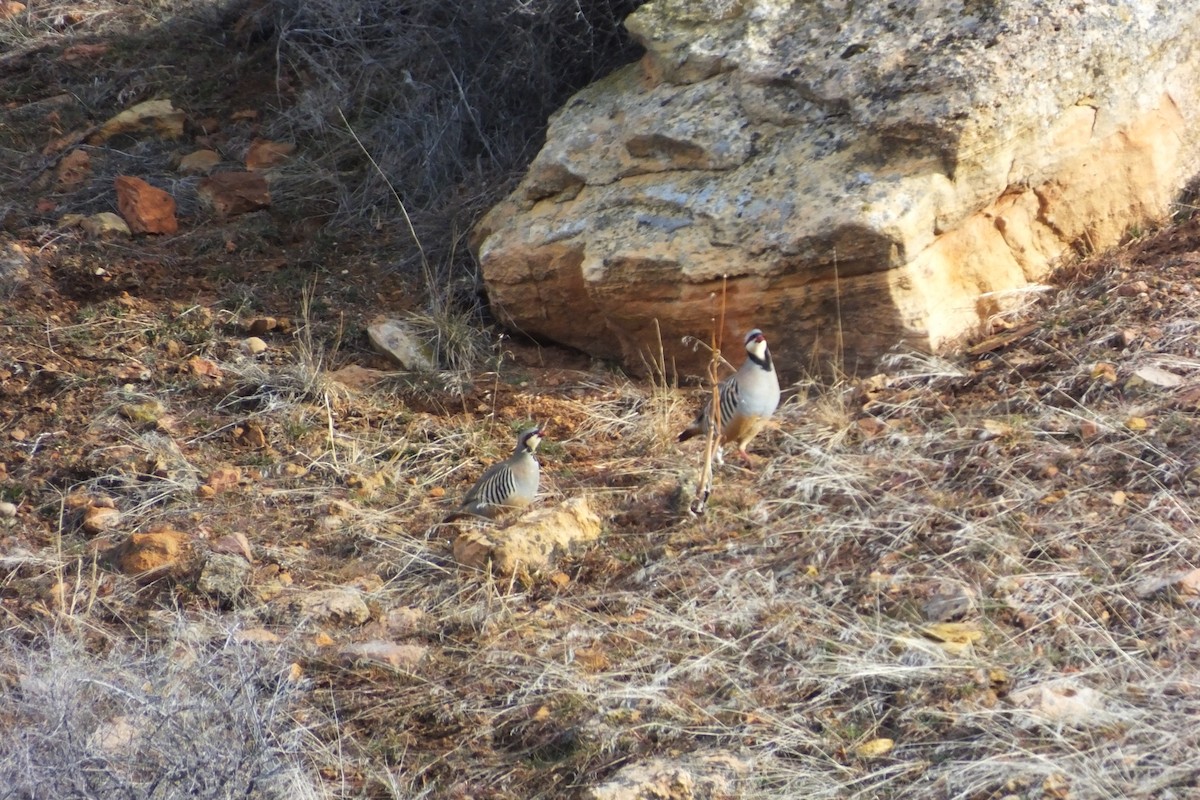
[107,529,189,577]
[233,628,281,645]
[1126,364,1184,390]
[118,399,165,425]
[287,587,370,626]
[0,502,16,518]
[584,752,750,800]
[1009,681,1106,727]
[77,212,131,238]
[854,738,895,759]
[245,139,296,170]
[89,99,185,144]
[114,175,178,235]
[82,505,121,534]
[246,316,277,336]
[178,149,222,175]
[337,640,428,670]
[366,318,437,372]
[197,171,270,217]
[241,336,268,355]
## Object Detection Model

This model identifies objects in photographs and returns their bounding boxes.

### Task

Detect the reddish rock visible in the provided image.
[114,176,178,234]
[197,171,270,217]
[108,529,189,576]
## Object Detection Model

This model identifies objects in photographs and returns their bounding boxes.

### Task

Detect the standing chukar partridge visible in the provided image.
[678,328,781,464]
[444,427,543,521]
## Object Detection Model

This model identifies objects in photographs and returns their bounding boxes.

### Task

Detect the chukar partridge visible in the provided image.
[444,427,543,521]
[678,328,781,464]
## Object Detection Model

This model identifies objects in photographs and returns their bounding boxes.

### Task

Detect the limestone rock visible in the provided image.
[584,751,751,800]
[197,171,271,217]
[453,496,602,574]
[279,587,370,627]
[475,1,1200,378]
[366,318,436,371]
[115,176,178,235]
[69,211,131,238]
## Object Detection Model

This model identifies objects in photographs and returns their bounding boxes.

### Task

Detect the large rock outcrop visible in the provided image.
[475,0,1200,378]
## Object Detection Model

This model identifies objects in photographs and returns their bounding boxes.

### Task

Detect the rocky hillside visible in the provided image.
[3,1,1200,799]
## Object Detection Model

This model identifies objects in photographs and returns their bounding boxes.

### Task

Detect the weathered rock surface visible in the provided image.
[89,98,185,144]
[274,587,370,627]
[453,496,602,574]
[106,529,190,577]
[367,317,436,371]
[476,0,1200,378]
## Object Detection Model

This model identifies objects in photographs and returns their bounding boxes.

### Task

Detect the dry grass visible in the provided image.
[6,0,1200,796]
[5,224,1200,798]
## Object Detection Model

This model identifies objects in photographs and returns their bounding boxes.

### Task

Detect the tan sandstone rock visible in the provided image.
[475,1,1200,378]
[453,496,602,574]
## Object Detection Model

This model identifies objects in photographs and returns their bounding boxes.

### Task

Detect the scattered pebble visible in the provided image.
[241,336,268,355]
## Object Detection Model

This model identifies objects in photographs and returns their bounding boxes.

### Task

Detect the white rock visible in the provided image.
[366,318,436,372]
[585,752,751,800]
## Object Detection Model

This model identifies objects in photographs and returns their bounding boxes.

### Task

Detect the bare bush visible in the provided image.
[0,628,323,800]
[268,0,642,270]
